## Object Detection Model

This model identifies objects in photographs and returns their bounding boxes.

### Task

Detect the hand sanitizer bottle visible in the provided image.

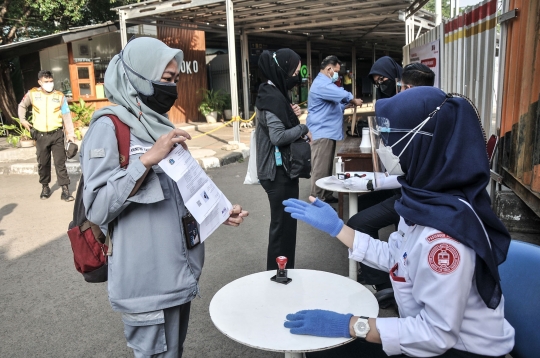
[335,156,344,175]
[275,146,282,166]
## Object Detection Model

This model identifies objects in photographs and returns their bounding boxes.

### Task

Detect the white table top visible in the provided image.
[209,269,379,354]
[315,173,372,194]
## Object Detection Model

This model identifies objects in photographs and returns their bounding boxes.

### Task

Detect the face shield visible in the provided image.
[368,113,437,186]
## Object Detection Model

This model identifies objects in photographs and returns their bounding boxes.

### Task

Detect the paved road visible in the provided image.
[0,161,397,358]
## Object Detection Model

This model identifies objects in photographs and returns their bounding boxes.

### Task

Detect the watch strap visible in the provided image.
[366,180,374,191]
[354,316,371,340]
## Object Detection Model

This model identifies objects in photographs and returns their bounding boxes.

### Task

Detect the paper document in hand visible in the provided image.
[178,180,220,223]
[199,193,232,242]
[159,145,233,241]
[158,145,194,181]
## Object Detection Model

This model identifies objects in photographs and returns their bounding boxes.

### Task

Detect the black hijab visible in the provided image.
[369,56,403,99]
[377,87,511,309]
[255,49,301,129]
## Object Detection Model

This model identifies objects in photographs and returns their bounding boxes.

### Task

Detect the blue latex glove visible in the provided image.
[283,198,344,237]
[284,309,353,338]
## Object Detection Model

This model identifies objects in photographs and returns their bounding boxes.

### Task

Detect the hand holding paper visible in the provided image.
[224,204,249,227]
[141,129,191,168]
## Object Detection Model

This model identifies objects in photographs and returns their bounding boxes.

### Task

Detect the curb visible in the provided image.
[0,149,250,175]
[176,122,224,132]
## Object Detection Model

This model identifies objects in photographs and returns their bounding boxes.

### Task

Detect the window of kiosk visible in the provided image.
[69,62,95,100]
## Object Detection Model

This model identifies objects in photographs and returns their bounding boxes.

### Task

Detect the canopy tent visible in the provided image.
[113,0,436,141]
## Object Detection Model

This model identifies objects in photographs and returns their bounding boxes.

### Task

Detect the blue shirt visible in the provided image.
[307,73,353,141]
[60,97,70,115]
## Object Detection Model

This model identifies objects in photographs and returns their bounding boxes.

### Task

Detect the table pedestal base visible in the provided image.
[348,194,359,280]
[285,352,304,358]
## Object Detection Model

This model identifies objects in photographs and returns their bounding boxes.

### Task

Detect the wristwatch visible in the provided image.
[366,179,374,191]
[353,316,370,339]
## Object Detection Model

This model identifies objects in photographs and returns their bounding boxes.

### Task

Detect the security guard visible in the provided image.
[18,70,75,201]
[343,70,353,93]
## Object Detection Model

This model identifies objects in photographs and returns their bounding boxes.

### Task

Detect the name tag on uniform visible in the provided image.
[130,145,150,155]
[90,148,106,158]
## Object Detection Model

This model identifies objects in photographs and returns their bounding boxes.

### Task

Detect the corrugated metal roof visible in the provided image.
[113,0,436,54]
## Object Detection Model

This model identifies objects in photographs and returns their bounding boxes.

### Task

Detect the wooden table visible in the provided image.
[336,136,374,218]
[209,269,379,358]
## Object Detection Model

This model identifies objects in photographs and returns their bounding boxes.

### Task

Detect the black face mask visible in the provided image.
[379,79,396,97]
[286,75,301,90]
[138,82,178,114]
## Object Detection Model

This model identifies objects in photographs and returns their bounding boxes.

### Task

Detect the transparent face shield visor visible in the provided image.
[368,115,435,186]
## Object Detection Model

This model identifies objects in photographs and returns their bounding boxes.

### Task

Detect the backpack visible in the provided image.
[67,115,130,283]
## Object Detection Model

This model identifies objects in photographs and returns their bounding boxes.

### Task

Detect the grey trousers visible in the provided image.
[126,302,191,358]
[310,138,336,201]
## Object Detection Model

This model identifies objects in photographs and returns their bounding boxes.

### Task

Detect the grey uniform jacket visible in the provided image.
[255,108,308,181]
[80,116,204,313]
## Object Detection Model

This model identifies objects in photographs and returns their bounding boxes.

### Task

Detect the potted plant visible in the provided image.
[198,89,227,123]
[223,94,233,120]
[0,117,34,148]
[69,98,94,139]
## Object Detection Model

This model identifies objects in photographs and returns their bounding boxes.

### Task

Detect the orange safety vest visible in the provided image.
[29,88,64,132]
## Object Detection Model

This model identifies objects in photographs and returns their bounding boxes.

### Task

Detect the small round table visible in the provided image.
[316,175,370,280]
[209,269,379,358]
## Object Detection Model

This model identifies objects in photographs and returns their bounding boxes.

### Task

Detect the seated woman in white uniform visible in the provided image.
[282,87,515,358]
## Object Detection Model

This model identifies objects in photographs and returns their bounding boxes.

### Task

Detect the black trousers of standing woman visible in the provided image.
[260,166,299,270]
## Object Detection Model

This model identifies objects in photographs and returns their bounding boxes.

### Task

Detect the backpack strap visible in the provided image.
[102,114,130,256]
[103,114,130,168]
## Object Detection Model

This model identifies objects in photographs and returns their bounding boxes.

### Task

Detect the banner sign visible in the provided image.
[408,40,440,88]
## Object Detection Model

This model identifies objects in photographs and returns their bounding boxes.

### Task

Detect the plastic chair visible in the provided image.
[487,134,498,166]
[499,240,540,358]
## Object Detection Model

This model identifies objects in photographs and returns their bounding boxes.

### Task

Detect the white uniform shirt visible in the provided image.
[349,218,515,357]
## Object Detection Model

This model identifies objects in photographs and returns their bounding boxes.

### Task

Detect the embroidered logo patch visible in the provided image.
[426,232,460,244]
[428,243,460,274]
[90,148,105,158]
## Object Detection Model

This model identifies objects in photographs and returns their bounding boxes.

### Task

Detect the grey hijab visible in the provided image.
[91,37,184,143]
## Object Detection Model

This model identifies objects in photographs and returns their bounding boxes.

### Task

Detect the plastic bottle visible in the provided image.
[335,156,344,174]
[275,146,282,166]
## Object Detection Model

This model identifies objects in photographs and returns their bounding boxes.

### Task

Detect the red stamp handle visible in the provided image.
[276,256,288,270]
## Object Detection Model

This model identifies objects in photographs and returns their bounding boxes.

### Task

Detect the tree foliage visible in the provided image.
[1,0,140,45]
[0,0,139,121]
[423,0,452,19]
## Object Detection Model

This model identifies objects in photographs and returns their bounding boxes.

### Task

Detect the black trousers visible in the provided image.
[35,129,70,186]
[260,166,299,270]
[347,190,400,286]
[306,339,504,358]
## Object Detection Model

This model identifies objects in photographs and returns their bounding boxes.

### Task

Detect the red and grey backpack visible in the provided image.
[67,115,130,282]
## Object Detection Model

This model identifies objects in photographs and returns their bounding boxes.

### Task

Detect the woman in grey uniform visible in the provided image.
[80,37,248,358]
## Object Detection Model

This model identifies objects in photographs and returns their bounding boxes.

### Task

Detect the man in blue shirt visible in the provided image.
[307,56,363,202]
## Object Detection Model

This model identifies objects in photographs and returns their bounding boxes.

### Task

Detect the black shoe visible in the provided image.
[40,185,51,200]
[324,197,339,204]
[61,185,74,202]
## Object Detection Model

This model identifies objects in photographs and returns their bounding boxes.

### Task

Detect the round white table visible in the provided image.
[210,269,379,358]
[316,175,370,280]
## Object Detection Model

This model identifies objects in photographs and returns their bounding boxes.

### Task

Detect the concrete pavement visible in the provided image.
[0,161,399,358]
